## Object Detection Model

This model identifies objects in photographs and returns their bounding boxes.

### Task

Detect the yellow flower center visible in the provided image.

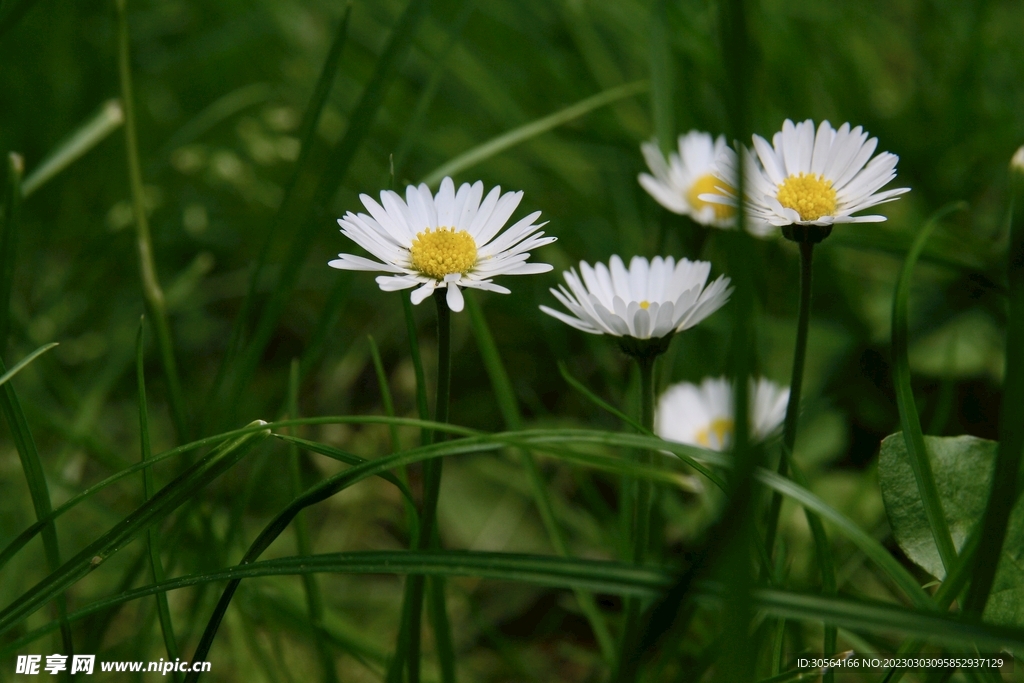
[409,227,477,280]
[687,174,735,220]
[776,173,837,222]
[639,301,650,310]
[695,417,735,449]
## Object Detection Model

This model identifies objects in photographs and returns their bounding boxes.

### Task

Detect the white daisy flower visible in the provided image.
[655,376,789,451]
[638,131,736,228]
[328,177,555,312]
[539,255,732,340]
[707,119,910,228]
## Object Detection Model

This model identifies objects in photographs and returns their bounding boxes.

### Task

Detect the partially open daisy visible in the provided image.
[539,255,732,343]
[707,119,910,231]
[655,377,789,451]
[329,177,555,312]
[639,131,737,227]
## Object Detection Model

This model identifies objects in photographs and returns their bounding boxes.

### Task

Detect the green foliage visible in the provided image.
[879,432,1024,626]
[2,0,1024,679]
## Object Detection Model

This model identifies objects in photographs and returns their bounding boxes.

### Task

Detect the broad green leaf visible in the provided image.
[878,432,1024,625]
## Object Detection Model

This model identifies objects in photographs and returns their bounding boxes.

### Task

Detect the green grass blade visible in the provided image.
[427,576,457,683]
[116,0,188,442]
[756,467,932,609]
[964,153,1024,615]
[0,422,716,574]
[224,0,429,415]
[391,0,476,176]
[648,0,674,154]
[137,321,182,679]
[0,152,24,350]
[783,451,837,677]
[558,359,648,434]
[272,434,416,504]
[0,423,270,638]
[154,83,275,163]
[368,335,400,452]
[0,417,468,573]
[421,81,648,186]
[891,202,968,575]
[21,99,124,198]
[287,360,339,683]
[2,550,675,655]
[747,587,1024,651]
[0,352,74,658]
[207,6,352,416]
[0,342,58,388]
[466,292,616,667]
[11,553,1024,657]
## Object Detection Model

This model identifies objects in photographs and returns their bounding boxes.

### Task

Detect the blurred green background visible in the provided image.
[1,0,1022,680]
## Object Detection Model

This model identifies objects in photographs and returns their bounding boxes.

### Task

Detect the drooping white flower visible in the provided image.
[706,119,910,227]
[655,376,789,451]
[329,177,555,312]
[639,131,736,227]
[539,255,732,340]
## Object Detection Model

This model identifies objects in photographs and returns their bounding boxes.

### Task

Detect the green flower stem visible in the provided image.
[116,0,188,443]
[406,290,454,683]
[617,348,659,680]
[764,240,815,558]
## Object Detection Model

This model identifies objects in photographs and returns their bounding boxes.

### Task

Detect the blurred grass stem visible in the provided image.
[116,0,188,443]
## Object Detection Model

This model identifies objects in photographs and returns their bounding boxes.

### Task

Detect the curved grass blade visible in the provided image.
[892,202,968,577]
[116,0,188,442]
[964,153,1024,615]
[421,81,648,186]
[0,342,58,388]
[2,550,674,656]
[10,554,1024,657]
[558,360,648,434]
[153,83,275,165]
[368,335,400,452]
[0,351,74,659]
[756,467,932,609]
[0,423,271,638]
[274,434,417,504]
[137,321,182,679]
[467,293,616,667]
[21,100,124,198]
[746,587,1024,651]
[183,430,717,674]
[0,152,23,350]
[0,416,469,574]
[181,425,932,671]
